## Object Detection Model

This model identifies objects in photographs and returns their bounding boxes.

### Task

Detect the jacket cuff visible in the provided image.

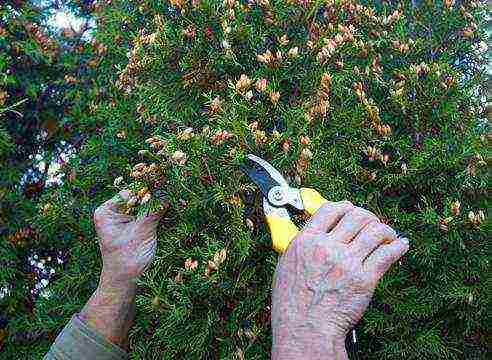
[44,314,128,360]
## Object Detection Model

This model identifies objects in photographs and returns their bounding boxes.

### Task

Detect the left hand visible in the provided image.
[93,190,161,286]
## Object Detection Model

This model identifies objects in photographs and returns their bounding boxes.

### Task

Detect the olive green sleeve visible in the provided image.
[44,314,128,360]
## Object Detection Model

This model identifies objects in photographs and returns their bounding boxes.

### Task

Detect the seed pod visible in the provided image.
[299,135,311,146]
[278,34,289,46]
[255,78,267,92]
[184,258,198,270]
[287,47,299,57]
[451,200,461,217]
[140,193,151,204]
[269,91,280,104]
[171,150,188,165]
[113,176,124,187]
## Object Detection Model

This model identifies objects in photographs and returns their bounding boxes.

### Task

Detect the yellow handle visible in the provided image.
[300,188,328,215]
[265,214,299,253]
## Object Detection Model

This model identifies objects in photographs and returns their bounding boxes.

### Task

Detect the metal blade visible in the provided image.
[241,154,289,199]
[246,154,289,187]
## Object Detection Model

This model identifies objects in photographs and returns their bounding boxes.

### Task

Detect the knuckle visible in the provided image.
[379,223,397,239]
[337,200,354,210]
[351,207,378,222]
[93,207,103,222]
[367,222,394,237]
[317,202,334,213]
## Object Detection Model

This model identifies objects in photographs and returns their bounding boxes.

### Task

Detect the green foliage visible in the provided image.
[0,0,94,355]
[2,0,489,359]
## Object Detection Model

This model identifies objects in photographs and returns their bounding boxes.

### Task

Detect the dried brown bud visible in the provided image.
[213,249,227,266]
[301,148,313,160]
[134,163,146,171]
[444,0,455,9]
[269,91,280,104]
[278,34,289,46]
[300,135,311,146]
[177,127,194,141]
[287,47,299,57]
[451,200,461,217]
[171,150,188,165]
[140,193,152,204]
[282,140,291,153]
[184,258,198,270]
[248,121,259,131]
[255,78,268,92]
[245,218,254,231]
[257,50,274,65]
[182,25,196,39]
[209,96,223,114]
[235,74,253,92]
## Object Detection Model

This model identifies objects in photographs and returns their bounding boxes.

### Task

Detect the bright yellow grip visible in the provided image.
[300,188,328,215]
[265,214,299,253]
[265,188,328,253]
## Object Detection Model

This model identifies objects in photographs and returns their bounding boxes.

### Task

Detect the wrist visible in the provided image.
[99,269,137,293]
[79,272,137,349]
[273,325,347,360]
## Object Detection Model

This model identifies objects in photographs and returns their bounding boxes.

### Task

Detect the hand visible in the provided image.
[77,190,162,348]
[271,201,409,359]
[93,190,161,286]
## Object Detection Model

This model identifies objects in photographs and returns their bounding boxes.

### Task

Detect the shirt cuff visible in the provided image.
[44,314,128,360]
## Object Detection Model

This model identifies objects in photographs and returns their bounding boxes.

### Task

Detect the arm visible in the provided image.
[271,201,409,359]
[45,190,161,359]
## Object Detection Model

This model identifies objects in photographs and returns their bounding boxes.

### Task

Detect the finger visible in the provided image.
[363,237,409,281]
[136,209,163,227]
[350,222,398,260]
[140,240,157,273]
[139,212,161,224]
[329,207,379,244]
[305,201,354,233]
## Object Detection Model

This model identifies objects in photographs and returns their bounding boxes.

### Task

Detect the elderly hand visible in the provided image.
[93,190,160,286]
[77,190,162,348]
[271,201,409,359]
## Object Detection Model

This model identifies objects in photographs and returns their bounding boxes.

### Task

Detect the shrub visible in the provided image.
[5,0,489,359]
[0,1,92,355]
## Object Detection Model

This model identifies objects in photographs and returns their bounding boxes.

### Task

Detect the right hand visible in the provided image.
[271,201,409,359]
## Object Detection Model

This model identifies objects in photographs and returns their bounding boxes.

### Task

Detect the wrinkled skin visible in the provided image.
[51,193,407,357]
[272,201,409,359]
[78,190,161,348]
[94,190,160,285]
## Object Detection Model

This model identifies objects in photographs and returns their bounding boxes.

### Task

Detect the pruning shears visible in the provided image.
[242,154,329,253]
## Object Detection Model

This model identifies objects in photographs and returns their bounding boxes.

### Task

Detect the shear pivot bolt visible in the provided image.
[269,186,286,206]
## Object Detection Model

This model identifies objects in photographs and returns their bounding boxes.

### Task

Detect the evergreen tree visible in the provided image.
[3,1,489,359]
[0,0,92,354]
